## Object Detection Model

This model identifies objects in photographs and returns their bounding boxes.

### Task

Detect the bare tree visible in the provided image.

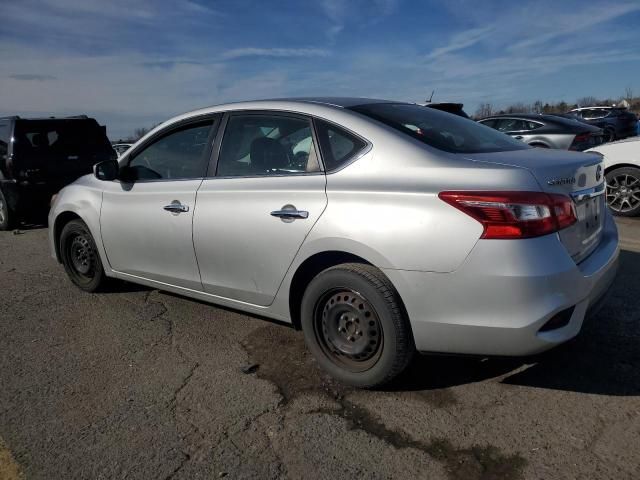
[133,127,149,140]
[624,86,634,101]
[474,103,493,118]
[505,102,531,114]
[532,100,543,114]
[576,96,598,107]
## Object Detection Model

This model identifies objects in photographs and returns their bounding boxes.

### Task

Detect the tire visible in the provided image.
[529,143,549,148]
[59,219,107,292]
[300,263,415,388]
[0,189,16,231]
[604,128,616,143]
[605,167,640,217]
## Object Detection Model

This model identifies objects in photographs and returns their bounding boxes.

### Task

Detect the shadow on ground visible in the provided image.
[244,249,640,398]
[99,241,640,398]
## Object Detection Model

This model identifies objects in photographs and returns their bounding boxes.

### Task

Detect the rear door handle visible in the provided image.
[163,203,189,213]
[271,204,309,221]
[514,135,524,140]
[270,209,309,219]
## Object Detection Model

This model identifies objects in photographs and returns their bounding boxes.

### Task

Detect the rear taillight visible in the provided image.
[573,132,591,143]
[438,191,577,239]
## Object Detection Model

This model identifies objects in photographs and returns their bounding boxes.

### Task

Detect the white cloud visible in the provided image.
[424,26,494,60]
[221,48,330,60]
[508,2,640,51]
[319,0,400,39]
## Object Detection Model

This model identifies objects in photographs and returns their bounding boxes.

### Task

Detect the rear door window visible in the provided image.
[478,119,497,128]
[216,114,320,177]
[494,119,528,132]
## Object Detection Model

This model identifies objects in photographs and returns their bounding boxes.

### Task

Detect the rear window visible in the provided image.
[14,119,112,156]
[0,122,9,158]
[349,103,529,154]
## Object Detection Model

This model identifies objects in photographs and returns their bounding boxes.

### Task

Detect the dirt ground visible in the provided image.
[0,218,639,479]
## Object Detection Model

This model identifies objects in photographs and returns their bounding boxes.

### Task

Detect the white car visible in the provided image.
[587,137,640,216]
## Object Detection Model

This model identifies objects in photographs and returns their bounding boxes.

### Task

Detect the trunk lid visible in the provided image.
[462,148,606,263]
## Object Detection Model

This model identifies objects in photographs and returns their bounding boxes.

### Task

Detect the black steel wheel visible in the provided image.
[314,289,384,372]
[606,167,640,217]
[301,263,415,388]
[59,219,107,291]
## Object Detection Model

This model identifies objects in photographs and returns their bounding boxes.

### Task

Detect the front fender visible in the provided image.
[48,182,112,276]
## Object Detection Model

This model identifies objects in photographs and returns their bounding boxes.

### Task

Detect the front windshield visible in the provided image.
[350,103,530,154]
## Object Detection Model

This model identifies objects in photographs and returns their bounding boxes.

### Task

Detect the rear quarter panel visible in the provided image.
[295,137,542,273]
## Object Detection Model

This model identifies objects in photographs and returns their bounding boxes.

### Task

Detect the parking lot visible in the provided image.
[0,218,638,480]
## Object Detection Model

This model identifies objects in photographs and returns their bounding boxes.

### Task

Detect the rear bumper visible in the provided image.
[384,213,619,356]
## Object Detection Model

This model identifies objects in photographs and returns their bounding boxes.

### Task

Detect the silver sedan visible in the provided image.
[49,98,619,387]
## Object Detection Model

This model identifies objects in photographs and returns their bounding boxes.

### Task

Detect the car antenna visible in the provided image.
[426,90,435,103]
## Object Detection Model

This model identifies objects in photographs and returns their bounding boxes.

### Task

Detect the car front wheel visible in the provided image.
[300,263,415,388]
[606,167,640,217]
[59,219,107,292]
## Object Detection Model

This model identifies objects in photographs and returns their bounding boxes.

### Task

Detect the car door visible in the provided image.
[193,112,327,306]
[100,116,218,290]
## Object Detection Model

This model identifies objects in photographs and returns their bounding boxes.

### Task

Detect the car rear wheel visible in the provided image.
[300,263,415,388]
[606,167,640,217]
[604,128,616,143]
[0,189,16,231]
[60,219,107,292]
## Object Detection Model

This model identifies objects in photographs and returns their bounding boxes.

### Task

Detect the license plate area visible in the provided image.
[574,195,604,246]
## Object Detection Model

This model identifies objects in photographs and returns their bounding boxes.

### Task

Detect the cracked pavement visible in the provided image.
[1,219,639,479]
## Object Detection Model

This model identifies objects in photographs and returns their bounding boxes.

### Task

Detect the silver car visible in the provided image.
[49,98,619,387]
[478,114,603,151]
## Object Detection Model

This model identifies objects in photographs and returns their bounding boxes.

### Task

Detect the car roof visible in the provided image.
[208,97,403,109]
[153,97,417,134]
[0,115,94,122]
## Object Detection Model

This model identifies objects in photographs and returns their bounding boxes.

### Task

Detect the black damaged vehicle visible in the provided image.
[0,116,115,230]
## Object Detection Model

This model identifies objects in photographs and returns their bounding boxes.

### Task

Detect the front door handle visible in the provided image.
[163,203,189,213]
[514,135,524,140]
[271,204,309,221]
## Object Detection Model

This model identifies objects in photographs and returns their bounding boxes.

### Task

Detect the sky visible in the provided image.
[1,0,640,140]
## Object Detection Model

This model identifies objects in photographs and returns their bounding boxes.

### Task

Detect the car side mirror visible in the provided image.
[93,159,119,181]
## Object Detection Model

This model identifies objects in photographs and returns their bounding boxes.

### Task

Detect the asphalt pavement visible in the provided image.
[0,218,639,480]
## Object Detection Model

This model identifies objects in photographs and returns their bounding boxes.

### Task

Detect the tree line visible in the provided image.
[474,87,639,119]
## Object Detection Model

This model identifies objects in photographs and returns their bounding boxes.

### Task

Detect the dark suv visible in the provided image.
[567,107,638,142]
[0,116,115,230]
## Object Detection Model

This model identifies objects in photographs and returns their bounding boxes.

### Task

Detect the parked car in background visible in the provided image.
[49,98,618,388]
[0,115,115,230]
[567,107,638,142]
[478,113,603,151]
[586,136,640,217]
[112,143,132,157]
